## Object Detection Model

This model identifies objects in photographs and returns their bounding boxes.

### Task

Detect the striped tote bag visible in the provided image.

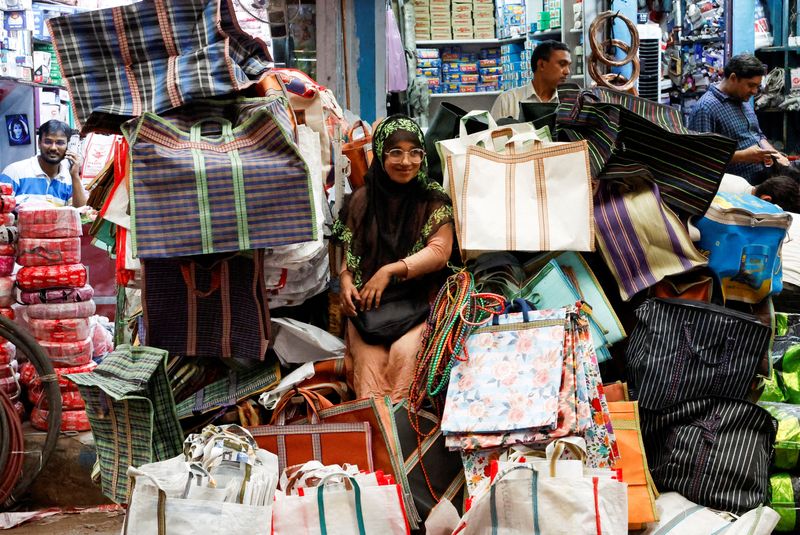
[124,97,315,258]
[641,397,776,513]
[594,163,707,301]
[626,298,771,410]
[556,86,736,217]
[47,0,272,133]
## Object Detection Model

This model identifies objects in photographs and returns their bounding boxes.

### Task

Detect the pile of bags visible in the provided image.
[0,184,20,420]
[16,206,96,432]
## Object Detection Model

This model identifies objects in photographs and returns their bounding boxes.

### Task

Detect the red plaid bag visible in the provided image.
[17,285,94,305]
[17,264,88,291]
[18,206,82,239]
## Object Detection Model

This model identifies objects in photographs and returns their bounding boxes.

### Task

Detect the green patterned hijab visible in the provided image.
[333,114,453,288]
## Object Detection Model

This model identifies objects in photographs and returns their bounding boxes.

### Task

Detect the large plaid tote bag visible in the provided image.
[626,298,771,410]
[47,0,272,133]
[556,85,736,217]
[66,344,183,504]
[123,97,315,258]
[641,397,776,513]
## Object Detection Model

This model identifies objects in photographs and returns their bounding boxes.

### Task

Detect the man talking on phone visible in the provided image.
[688,54,791,185]
[0,119,86,207]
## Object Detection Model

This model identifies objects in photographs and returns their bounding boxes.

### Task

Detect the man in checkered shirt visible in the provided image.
[689,54,791,185]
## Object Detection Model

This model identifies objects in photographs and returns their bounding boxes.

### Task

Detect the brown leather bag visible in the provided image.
[248,388,374,474]
[342,120,373,189]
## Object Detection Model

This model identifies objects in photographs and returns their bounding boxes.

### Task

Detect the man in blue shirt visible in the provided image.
[688,54,790,184]
[1,120,87,207]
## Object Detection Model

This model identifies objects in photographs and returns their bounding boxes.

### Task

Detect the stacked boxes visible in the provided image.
[441,47,479,93]
[478,47,502,92]
[501,41,530,90]
[416,48,442,92]
[0,184,20,421]
[418,45,502,94]
[529,0,561,32]
[496,0,526,39]
[16,206,96,432]
[413,0,431,40]
[473,0,495,39]
[415,0,497,41]
[430,0,452,40]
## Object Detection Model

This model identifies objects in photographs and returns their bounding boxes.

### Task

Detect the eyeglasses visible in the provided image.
[384,148,425,163]
[40,138,67,148]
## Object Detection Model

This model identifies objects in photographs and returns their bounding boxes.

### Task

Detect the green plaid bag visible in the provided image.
[67,345,183,504]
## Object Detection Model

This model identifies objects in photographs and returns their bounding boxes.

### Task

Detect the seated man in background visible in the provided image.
[490,40,571,120]
[688,53,790,185]
[0,119,86,208]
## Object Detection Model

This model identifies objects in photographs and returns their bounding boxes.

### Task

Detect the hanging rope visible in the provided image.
[588,10,641,92]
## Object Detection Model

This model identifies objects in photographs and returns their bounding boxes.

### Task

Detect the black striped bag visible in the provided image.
[555,85,736,217]
[626,298,770,409]
[641,397,776,513]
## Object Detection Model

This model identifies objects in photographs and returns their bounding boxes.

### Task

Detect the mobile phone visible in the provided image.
[67,133,80,169]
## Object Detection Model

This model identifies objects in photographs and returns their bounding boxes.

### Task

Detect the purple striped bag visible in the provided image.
[18,285,95,305]
[594,163,707,301]
[122,97,315,258]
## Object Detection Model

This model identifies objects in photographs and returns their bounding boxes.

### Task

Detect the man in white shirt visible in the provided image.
[490,40,572,120]
[718,171,800,310]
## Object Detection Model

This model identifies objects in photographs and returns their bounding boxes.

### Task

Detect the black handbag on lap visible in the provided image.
[350,281,430,346]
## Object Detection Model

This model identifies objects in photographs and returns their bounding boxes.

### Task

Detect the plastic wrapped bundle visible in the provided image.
[31,407,90,432]
[17,284,94,305]
[0,361,17,380]
[0,244,15,257]
[29,385,85,410]
[26,300,96,320]
[0,374,19,396]
[0,343,15,365]
[17,264,87,291]
[0,256,13,277]
[0,213,15,227]
[38,338,93,367]
[19,360,96,391]
[0,308,14,321]
[18,206,82,238]
[0,197,16,214]
[0,184,11,196]
[0,277,14,307]
[17,237,82,267]
[28,317,91,343]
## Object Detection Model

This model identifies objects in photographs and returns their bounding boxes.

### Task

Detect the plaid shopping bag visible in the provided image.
[123,97,315,258]
[556,85,736,216]
[47,0,272,133]
[66,345,183,504]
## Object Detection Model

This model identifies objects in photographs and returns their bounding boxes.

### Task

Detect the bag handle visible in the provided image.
[545,437,587,477]
[269,387,334,425]
[189,117,234,142]
[317,475,367,535]
[491,298,536,325]
[347,120,371,142]
[503,132,544,154]
[489,464,540,531]
[180,263,222,298]
[458,110,497,137]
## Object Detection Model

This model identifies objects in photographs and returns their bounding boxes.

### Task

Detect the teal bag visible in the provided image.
[695,192,791,304]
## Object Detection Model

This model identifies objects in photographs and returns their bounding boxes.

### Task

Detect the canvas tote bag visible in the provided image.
[447,134,594,260]
[48,0,273,133]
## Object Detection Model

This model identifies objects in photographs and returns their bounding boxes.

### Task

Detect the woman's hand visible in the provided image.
[359,266,392,311]
[339,272,361,317]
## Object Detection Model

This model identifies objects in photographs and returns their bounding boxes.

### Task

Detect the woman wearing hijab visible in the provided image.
[333,115,454,402]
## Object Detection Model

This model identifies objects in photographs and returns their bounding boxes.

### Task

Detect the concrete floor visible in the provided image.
[6,511,124,534]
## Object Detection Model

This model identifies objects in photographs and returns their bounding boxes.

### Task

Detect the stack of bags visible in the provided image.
[16,206,96,432]
[0,184,20,419]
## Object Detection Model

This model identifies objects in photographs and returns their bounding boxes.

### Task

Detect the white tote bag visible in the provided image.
[641,492,779,535]
[272,475,409,535]
[436,110,548,192]
[458,464,628,535]
[123,466,272,535]
[447,134,594,259]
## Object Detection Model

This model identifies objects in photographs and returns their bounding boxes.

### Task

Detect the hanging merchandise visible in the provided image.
[594,164,708,301]
[47,0,273,133]
[694,192,791,305]
[66,345,184,504]
[141,251,270,360]
[122,97,315,259]
[641,397,776,513]
[627,298,771,409]
[341,121,373,190]
[447,133,594,260]
[386,2,409,93]
[556,85,736,217]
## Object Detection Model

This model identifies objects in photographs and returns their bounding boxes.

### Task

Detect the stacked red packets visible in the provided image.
[17,206,96,432]
[0,184,21,419]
